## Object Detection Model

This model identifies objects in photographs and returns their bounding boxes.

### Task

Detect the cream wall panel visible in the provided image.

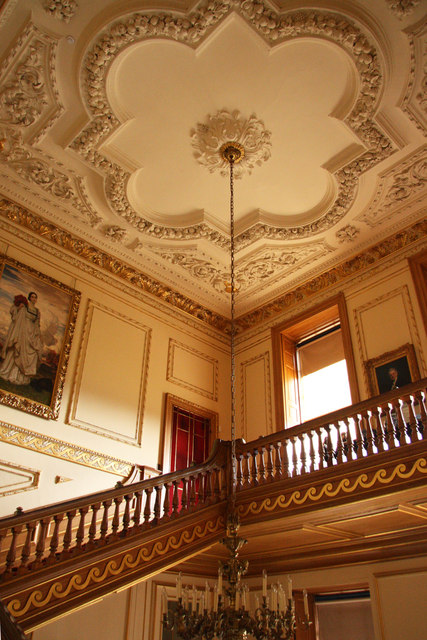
[374,568,427,640]
[0,460,39,497]
[167,338,218,401]
[69,301,151,446]
[240,352,272,441]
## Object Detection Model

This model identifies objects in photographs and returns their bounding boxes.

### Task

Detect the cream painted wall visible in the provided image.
[32,556,427,640]
[0,227,230,516]
[235,242,427,433]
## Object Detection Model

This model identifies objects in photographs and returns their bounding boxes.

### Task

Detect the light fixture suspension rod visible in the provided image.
[229,157,237,498]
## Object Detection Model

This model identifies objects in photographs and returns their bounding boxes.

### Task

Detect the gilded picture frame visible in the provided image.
[365,343,420,396]
[0,256,80,419]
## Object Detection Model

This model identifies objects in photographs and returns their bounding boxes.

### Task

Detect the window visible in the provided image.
[272,294,359,428]
[314,591,375,640]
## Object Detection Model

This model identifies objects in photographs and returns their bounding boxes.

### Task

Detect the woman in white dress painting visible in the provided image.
[0,291,43,385]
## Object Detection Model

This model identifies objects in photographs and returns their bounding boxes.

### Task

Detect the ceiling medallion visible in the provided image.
[191,110,271,178]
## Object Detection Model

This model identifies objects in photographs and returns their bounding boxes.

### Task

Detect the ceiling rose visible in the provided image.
[190,109,272,178]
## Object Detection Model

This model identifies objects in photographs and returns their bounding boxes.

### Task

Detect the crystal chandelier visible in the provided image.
[162,143,308,640]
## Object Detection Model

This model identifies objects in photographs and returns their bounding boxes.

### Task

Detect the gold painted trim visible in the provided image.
[0,199,426,332]
[0,420,133,476]
[238,458,427,518]
[8,515,224,618]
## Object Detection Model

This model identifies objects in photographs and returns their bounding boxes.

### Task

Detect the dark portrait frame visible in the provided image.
[365,343,420,396]
[0,256,80,419]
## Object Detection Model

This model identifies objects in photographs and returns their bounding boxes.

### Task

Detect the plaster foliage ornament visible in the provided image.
[69,0,393,248]
[0,128,101,226]
[43,0,78,22]
[336,225,360,243]
[103,225,127,242]
[357,148,427,227]
[149,248,229,293]
[385,0,420,18]
[0,39,47,128]
[191,110,272,178]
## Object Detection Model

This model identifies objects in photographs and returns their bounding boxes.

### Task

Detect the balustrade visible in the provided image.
[0,381,425,582]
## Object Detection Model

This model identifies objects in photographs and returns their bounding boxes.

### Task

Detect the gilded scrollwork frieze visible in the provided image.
[237,458,427,520]
[70,1,393,248]
[0,420,134,476]
[6,515,225,620]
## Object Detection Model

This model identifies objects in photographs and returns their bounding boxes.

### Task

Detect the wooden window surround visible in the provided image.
[160,393,218,473]
[271,293,359,429]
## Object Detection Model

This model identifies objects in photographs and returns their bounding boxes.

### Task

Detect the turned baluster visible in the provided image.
[236,454,243,489]
[75,507,89,550]
[87,503,100,548]
[265,444,274,481]
[197,473,205,506]
[122,494,132,535]
[413,390,427,439]
[401,393,418,443]
[291,437,298,476]
[143,487,153,527]
[273,442,283,479]
[323,426,333,467]
[171,481,180,517]
[181,478,188,512]
[5,525,22,573]
[306,431,315,472]
[47,514,64,562]
[243,452,251,487]
[162,483,171,519]
[250,449,259,486]
[258,446,266,483]
[390,399,407,446]
[33,517,50,565]
[20,521,37,570]
[133,491,142,528]
[153,485,162,523]
[371,409,386,452]
[100,500,112,541]
[111,496,123,537]
[342,418,355,460]
[63,510,76,554]
[352,414,365,458]
[334,425,344,465]
[360,412,374,455]
[213,468,221,502]
[281,440,290,477]
[205,471,213,503]
[189,476,197,511]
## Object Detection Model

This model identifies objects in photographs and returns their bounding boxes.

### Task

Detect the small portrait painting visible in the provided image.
[0,257,80,419]
[365,344,420,397]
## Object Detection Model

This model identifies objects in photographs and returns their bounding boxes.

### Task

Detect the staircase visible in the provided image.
[0,380,426,631]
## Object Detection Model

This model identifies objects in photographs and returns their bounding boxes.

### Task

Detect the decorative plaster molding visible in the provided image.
[0,460,39,497]
[402,19,427,134]
[240,351,272,440]
[68,300,151,446]
[357,147,427,227]
[336,225,360,243]
[0,197,229,332]
[70,1,393,248]
[236,219,427,331]
[191,110,272,179]
[0,420,134,476]
[167,338,219,401]
[385,0,420,18]
[43,0,78,23]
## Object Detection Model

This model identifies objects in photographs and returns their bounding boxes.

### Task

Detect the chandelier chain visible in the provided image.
[230,158,237,497]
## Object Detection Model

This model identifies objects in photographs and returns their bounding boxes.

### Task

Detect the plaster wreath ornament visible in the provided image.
[191,109,272,178]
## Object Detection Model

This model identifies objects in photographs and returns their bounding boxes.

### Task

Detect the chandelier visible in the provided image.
[162,143,309,639]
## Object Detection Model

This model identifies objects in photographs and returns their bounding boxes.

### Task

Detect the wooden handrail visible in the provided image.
[0,440,229,577]
[0,380,425,580]
[235,379,426,488]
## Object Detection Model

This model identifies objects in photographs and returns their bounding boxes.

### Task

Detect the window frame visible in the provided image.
[271,293,359,429]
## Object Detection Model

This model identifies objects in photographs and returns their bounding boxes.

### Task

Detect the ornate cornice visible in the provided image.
[70,0,394,248]
[0,197,229,332]
[0,420,134,477]
[236,218,427,331]
[0,196,426,333]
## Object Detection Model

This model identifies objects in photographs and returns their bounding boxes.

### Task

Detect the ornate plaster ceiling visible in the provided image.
[0,0,425,317]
